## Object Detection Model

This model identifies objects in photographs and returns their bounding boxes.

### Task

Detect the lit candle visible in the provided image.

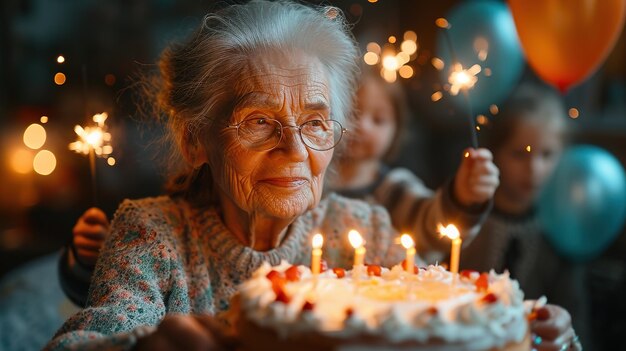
[438,224,461,275]
[348,230,366,281]
[400,234,416,273]
[348,230,366,267]
[311,233,324,276]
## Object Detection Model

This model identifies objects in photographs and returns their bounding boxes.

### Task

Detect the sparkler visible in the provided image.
[435,18,480,148]
[69,112,113,204]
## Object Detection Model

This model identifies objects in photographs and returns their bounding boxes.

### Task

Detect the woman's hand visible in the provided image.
[134,314,237,351]
[453,148,500,207]
[531,304,582,351]
[72,207,110,266]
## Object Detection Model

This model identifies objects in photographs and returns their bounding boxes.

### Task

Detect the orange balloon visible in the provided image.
[509,0,626,93]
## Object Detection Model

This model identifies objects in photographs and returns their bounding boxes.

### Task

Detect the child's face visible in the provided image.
[494,118,563,208]
[346,78,397,161]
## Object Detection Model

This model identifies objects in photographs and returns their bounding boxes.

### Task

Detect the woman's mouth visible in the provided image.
[260,177,308,188]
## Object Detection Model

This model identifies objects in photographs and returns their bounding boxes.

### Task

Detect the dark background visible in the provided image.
[1,1,625,349]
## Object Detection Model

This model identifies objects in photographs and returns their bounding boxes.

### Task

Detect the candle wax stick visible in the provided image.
[406,247,416,273]
[450,238,462,275]
[311,248,322,275]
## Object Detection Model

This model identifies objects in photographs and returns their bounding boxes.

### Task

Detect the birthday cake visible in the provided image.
[234,261,531,351]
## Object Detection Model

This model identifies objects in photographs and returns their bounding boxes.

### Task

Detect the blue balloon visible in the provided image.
[436,1,524,114]
[538,145,626,262]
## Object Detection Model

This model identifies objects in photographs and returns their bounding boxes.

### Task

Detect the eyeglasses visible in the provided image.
[226,116,347,151]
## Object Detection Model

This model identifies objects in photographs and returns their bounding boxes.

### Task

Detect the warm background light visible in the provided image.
[569,108,579,119]
[56,55,65,63]
[363,52,379,65]
[40,116,48,123]
[23,123,46,150]
[33,150,56,175]
[10,149,33,174]
[489,104,499,115]
[54,72,66,85]
[107,157,116,166]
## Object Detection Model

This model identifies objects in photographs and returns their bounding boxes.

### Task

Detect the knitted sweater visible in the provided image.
[45,193,404,351]
[331,166,491,264]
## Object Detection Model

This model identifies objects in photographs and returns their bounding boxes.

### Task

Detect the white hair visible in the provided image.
[159,0,359,150]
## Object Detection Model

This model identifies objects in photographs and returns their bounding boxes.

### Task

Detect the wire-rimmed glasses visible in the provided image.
[226,117,346,151]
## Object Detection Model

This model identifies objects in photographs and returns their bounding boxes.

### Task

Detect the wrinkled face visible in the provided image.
[495,118,563,208]
[205,50,334,219]
[345,77,397,161]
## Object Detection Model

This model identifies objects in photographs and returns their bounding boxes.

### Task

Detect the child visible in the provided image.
[327,71,500,264]
[459,82,590,350]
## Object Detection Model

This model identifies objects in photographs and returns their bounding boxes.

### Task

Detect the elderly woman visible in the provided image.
[46,1,574,351]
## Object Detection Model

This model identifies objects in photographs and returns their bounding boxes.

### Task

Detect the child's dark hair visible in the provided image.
[482,82,568,152]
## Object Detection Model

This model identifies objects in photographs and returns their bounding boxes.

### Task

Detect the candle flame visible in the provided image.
[312,233,324,249]
[348,230,364,248]
[438,224,460,240]
[400,234,414,249]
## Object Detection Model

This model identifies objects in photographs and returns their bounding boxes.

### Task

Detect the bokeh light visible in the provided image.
[569,108,580,119]
[33,150,56,175]
[54,72,66,85]
[363,52,379,65]
[23,123,47,150]
[489,104,499,115]
[57,55,65,63]
[104,74,116,86]
[398,65,414,79]
[40,116,48,123]
[107,157,116,166]
[435,18,449,29]
[10,149,33,174]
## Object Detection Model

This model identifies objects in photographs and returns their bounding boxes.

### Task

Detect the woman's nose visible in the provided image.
[276,126,308,160]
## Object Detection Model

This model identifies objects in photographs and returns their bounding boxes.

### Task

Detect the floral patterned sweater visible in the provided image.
[45,193,404,350]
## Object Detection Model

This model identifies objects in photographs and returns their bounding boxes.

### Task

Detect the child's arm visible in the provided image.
[58,208,110,306]
[372,148,498,264]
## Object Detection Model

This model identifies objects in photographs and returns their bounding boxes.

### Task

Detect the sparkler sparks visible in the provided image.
[69,112,113,157]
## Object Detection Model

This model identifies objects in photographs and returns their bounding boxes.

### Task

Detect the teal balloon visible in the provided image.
[538,145,626,262]
[436,1,524,114]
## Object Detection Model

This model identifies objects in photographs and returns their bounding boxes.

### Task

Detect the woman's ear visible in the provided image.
[181,132,208,168]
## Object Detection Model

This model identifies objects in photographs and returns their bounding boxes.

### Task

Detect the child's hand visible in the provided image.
[453,148,499,207]
[72,207,110,267]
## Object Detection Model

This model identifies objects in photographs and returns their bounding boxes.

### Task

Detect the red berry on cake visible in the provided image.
[481,293,498,304]
[302,301,315,311]
[275,289,291,303]
[460,269,478,280]
[266,270,282,281]
[475,272,489,292]
[285,265,301,282]
[367,264,382,276]
[345,307,354,318]
[332,267,346,278]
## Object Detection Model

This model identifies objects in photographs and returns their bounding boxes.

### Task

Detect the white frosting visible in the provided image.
[238,261,528,350]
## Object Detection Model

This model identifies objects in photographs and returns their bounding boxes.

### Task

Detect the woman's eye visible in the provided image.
[308,119,323,127]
